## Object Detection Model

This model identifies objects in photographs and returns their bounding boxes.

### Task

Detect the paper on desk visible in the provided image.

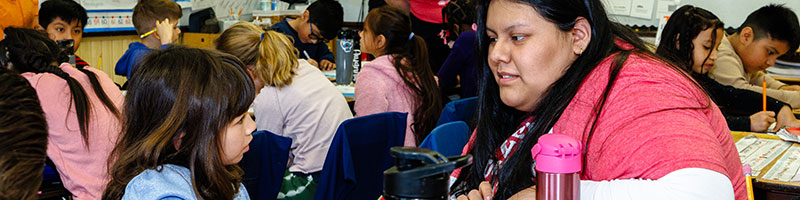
[762,145,800,182]
[336,85,354,97]
[736,135,792,176]
[323,70,336,78]
[777,129,800,143]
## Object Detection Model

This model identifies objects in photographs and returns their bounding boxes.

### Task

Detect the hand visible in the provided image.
[155,18,176,45]
[306,58,319,68]
[508,186,536,200]
[456,181,493,200]
[779,85,800,92]
[750,111,776,132]
[320,59,336,71]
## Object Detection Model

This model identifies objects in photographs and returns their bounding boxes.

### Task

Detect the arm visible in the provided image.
[581,168,734,200]
[724,115,753,132]
[437,34,471,93]
[703,76,787,114]
[316,42,335,63]
[710,55,800,108]
[761,72,787,89]
[354,67,390,117]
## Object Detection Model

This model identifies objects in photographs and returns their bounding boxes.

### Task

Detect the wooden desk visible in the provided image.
[733,131,800,199]
[773,76,800,85]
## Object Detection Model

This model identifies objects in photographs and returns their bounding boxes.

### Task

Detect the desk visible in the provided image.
[733,131,800,199]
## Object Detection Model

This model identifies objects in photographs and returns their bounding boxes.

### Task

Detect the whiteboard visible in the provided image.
[609,0,800,28]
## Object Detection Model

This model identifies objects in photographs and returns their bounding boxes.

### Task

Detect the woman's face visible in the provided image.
[486,0,579,112]
[221,113,256,165]
[690,28,724,74]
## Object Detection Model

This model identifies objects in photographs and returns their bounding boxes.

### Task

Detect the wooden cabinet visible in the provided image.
[182,33,220,49]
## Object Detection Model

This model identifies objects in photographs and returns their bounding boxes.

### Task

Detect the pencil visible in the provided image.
[744,164,755,200]
[763,80,767,111]
[140,29,157,39]
[303,50,311,60]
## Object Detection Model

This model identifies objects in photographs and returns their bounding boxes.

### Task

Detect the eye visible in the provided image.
[703,46,711,50]
[767,50,776,55]
[511,35,526,41]
[56,28,65,32]
[73,29,82,34]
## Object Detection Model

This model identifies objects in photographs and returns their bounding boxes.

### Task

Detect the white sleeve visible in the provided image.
[580,168,735,200]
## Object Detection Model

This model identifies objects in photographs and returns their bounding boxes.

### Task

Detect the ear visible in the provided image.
[740,27,754,46]
[302,10,311,22]
[376,34,388,53]
[571,17,591,55]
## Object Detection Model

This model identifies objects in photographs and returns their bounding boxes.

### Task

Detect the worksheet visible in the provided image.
[736,135,792,176]
[762,145,800,182]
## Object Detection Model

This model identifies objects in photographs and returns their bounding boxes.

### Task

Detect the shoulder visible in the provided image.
[123,165,196,200]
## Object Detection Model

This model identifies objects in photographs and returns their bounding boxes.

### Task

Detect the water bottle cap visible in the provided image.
[531,133,582,173]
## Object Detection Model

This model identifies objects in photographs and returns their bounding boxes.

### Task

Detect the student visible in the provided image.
[38,0,90,68]
[708,4,800,108]
[450,0,745,199]
[437,0,479,99]
[657,5,800,132]
[356,6,442,147]
[115,0,182,81]
[270,0,342,71]
[0,69,48,200]
[0,0,38,39]
[215,22,353,199]
[1,27,123,200]
[103,47,254,200]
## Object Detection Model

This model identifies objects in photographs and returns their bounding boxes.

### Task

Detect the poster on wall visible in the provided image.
[77,0,191,33]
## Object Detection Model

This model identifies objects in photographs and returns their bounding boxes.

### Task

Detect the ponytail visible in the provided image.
[215,22,298,88]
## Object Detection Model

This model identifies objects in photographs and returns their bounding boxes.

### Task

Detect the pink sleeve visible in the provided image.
[354,66,390,117]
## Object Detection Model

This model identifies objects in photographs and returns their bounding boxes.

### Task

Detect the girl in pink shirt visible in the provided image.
[449,0,745,199]
[356,6,442,146]
[1,27,122,200]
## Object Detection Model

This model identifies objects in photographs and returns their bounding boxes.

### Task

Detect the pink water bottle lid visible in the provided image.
[531,133,582,173]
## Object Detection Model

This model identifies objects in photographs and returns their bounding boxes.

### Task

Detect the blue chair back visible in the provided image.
[419,121,470,157]
[314,112,407,200]
[436,97,478,126]
[238,130,292,200]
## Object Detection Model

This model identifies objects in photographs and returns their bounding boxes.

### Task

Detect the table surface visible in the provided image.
[732,131,800,193]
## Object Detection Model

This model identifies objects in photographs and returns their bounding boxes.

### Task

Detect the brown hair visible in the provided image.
[103,46,255,200]
[215,22,298,88]
[0,69,48,200]
[365,7,442,145]
[132,0,182,35]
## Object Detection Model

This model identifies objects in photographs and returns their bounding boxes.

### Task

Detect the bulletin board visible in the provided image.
[70,0,192,33]
[604,0,800,28]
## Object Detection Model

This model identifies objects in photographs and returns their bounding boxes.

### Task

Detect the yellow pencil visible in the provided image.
[139,28,157,39]
[744,164,755,200]
[763,81,767,112]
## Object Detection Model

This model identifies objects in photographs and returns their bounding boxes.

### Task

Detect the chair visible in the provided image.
[436,96,478,126]
[314,112,407,200]
[238,130,292,200]
[419,121,470,157]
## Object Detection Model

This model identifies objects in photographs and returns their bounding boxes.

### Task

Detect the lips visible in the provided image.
[243,145,250,153]
[497,71,519,85]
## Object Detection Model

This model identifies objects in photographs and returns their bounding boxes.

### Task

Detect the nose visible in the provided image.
[488,39,511,65]
[708,48,718,62]
[767,57,776,67]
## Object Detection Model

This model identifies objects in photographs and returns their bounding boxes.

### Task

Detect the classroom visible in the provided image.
[2,0,800,199]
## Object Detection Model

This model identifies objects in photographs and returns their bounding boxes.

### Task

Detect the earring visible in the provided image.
[577,47,584,55]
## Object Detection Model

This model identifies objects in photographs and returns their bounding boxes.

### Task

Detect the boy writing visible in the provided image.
[116,0,182,82]
[709,4,800,107]
[271,0,343,71]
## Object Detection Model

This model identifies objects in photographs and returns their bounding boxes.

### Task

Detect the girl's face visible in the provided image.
[221,113,256,165]
[359,22,382,56]
[691,28,724,74]
[486,0,579,112]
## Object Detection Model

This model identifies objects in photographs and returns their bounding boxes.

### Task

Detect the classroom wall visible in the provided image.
[611,0,800,28]
[75,35,139,86]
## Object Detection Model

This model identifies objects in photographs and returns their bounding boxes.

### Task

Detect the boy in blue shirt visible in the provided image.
[116,0,182,83]
[708,4,800,107]
[271,0,343,71]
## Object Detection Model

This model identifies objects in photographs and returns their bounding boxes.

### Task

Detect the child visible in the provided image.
[103,46,254,199]
[1,27,123,200]
[437,0,479,99]
[356,6,442,147]
[0,69,48,200]
[708,4,800,108]
[451,0,744,199]
[657,5,800,133]
[270,0,342,70]
[215,22,353,199]
[38,0,90,68]
[115,0,182,82]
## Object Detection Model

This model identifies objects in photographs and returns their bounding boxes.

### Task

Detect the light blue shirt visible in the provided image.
[122,164,250,200]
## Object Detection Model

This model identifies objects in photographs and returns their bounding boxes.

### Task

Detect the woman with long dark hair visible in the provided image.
[356,6,443,146]
[656,5,800,133]
[1,27,122,200]
[450,0,745,199]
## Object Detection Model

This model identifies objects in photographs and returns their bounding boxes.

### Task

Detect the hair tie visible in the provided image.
[260,32,265,40]
[408,32,415,40]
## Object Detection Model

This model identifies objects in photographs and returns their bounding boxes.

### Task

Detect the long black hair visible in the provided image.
[364,6,443,145]
[0,27,120,148]
[449,0,696,198]
[656,5,724,74]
